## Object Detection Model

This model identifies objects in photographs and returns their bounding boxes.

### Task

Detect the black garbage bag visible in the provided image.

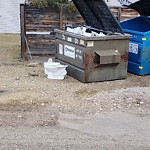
[129,0,150,16]
[118,0,150,16]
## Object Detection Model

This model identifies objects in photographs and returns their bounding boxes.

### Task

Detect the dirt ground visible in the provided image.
[0,34,150,150]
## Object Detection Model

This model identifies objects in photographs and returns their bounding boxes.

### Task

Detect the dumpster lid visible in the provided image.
[72,0,124,34]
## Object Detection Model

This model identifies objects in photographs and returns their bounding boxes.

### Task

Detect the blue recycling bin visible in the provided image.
[120,16,150,75]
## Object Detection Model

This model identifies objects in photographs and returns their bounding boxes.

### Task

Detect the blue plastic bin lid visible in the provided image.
[72,0,124,34]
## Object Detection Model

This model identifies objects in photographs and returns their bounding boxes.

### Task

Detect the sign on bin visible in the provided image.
[129,42,138,54]
[64,45,75,59]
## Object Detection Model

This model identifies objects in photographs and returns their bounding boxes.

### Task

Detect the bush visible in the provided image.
[29,0,78,13]
[28,0,79,21]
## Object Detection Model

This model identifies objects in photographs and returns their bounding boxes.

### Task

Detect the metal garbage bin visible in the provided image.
[55,0,131,82]
[120,16,150,75]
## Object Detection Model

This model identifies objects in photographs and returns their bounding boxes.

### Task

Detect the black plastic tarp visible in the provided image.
[118,0,150,16]
[129,0,150,16]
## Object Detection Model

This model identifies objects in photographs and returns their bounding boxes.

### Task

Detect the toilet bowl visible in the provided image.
[44,58,68,80]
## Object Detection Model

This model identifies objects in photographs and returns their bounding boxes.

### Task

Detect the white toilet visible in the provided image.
[44,58,68,80]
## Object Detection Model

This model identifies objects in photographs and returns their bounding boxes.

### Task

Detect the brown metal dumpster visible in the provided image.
[55,0,131,83]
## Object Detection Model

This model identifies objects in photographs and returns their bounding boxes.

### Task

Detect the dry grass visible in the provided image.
[0,34,21,63]
[0,33,150,115]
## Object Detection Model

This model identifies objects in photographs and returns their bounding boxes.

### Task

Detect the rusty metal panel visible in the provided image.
[56,59,127,83]
[95,50,121,65]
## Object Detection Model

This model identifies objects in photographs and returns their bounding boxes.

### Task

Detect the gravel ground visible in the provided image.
[0,34,150,149]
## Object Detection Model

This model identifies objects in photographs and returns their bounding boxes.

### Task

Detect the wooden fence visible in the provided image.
[20,4,84,60]
[110,6,139,22]
[20,4,139,60]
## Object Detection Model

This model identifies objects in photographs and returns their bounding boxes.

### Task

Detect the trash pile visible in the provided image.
[66,26,106,37]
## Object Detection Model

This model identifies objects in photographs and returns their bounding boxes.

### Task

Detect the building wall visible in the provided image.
[0,0,25,33]
[105,0,121,6]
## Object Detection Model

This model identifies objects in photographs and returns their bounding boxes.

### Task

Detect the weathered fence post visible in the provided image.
[59,7,63,29]
[20,4,27,60]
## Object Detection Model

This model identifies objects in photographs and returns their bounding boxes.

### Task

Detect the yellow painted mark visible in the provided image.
[139,66,143,69]
[142,38,146,41]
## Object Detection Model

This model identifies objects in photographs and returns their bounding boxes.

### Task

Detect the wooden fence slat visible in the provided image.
[20,4,27,60]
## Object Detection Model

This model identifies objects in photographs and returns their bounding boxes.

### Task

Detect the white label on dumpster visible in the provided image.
[80,40,85,45]
[64,45,75,59]
[59,44,63,55]
[87,41,94,47]
[129,43,138,54]
[67,37,72,42]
